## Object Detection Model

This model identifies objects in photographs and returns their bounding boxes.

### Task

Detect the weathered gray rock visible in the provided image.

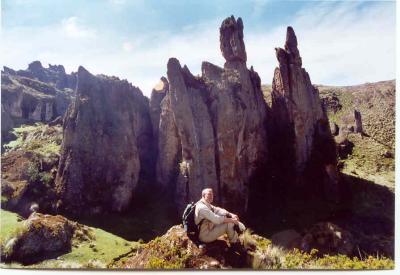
[271,27,327,173]
[154,16,268,213]
[270,27,337,196]
[220,16,247,63]
[149,77,169,143]
[55,67,152,214]
[19,61,77,90]
[1,65,75,136]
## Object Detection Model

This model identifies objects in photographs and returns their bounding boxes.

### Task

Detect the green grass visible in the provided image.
[33,227,140,269]
[0,209,24,246]
[340,133,394,189]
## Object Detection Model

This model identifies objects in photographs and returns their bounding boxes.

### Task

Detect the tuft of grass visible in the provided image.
[0,209,24,246]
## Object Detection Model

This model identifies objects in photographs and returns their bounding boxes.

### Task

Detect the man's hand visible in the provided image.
[224,217,239,225]
[230,213,239,221]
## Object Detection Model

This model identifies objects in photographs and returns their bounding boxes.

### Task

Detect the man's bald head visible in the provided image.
[202,188,214,203]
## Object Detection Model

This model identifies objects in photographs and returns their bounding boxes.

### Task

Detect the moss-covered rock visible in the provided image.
[1,213,83,264]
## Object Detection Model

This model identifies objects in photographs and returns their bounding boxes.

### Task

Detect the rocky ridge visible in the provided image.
[1,61,75,144]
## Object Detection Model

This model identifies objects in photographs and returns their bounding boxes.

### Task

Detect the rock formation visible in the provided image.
[5,61,77,90]
[55,67,153,215]
[153,16,268,213]
[269,27,337,196]
[1,63,75,143]
[354,110,363,134]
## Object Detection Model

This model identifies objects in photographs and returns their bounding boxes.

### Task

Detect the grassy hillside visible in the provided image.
[318,80,395,189]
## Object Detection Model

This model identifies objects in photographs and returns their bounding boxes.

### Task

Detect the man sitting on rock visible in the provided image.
[195,188,246,250]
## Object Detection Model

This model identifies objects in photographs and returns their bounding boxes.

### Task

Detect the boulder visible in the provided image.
[55,67,153,215]
[300,222,354,256]
[153,16,268,213]
[3,213,76,264]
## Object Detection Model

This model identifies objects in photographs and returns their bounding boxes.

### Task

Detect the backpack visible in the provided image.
[182,202,202,243]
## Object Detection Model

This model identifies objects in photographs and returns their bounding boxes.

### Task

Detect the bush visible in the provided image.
[40,172,53,187]
[27,162,40,183]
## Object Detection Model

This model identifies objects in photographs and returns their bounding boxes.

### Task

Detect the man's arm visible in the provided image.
[213,206,239,221]
[198,207,225,225]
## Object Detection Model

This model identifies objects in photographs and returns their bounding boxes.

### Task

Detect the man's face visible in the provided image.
[204,190,213,204]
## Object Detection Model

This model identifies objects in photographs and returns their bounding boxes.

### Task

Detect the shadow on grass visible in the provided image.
[246,172,394,258]
[66,193,179,242]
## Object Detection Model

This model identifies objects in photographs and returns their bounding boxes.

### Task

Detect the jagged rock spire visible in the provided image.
[219,15,247,63]
[285,26,302,66]
[270,26,338,200]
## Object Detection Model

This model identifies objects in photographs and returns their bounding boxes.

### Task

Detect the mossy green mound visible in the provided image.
[0,209,140,269]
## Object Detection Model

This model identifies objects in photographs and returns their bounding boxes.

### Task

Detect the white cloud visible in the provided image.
[61,17,96,39]
[2,3,395,98]
[246,1,395,86]
[122,42,134,52]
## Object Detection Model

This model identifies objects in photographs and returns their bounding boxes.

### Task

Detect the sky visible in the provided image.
[1,0,396,97]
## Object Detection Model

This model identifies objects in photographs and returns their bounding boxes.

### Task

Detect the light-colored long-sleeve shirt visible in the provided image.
[195,199,229,232]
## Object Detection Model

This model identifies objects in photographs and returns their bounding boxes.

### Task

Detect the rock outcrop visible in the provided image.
[4,61,77,90]
[354,110,363,134]
[110,225,252,269]
[1,63,75,142]
[153,16,268,213]
[55,67,153,215]
[269,27,337,196]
